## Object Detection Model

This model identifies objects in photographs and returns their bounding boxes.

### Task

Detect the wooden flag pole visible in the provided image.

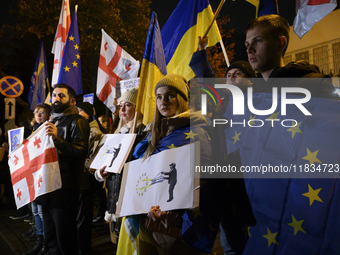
[46,78,51,94]
[201,0,230,67]
[203,0,226,37]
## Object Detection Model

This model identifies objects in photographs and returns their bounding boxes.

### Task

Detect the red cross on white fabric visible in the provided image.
[14,155,19,165]
[53,59,59,70]
[125,63,132,72]
[38,175,43,188]
[33,136,42,149]
[16,189,22,201]
[11,139,58,202]
[98,43,123,102]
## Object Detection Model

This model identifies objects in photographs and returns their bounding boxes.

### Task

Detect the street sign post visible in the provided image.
[5,98,16,119]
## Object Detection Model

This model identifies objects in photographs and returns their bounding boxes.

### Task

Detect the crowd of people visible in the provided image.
[0,14,339,255]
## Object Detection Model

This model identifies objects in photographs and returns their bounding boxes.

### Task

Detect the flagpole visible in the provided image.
[203,0,229,67]
[203,0,226,37]
[219,40,230,67]
[46,78,51,95]
[45,78,51,104]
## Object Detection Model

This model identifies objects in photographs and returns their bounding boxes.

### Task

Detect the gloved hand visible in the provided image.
[104,210,116,222]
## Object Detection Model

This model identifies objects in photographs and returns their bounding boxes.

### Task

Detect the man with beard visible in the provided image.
[41,84,90,254]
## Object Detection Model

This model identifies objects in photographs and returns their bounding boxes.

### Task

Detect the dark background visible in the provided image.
[0,0,337,131]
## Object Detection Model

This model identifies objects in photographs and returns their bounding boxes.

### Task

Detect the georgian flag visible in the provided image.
[96,29,140,112]
[51,0,71,86]
[8,122,61,209]
[293,0,337,38]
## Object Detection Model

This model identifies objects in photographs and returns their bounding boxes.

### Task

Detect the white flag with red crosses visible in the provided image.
[8,122,61,209]
[96,29,140,112]
[51,0,71,86]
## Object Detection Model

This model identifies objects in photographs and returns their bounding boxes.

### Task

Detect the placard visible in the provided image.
[89,134,136,174]
[116,77,139,99]
[8,127,24,153]
[116,143,200,218]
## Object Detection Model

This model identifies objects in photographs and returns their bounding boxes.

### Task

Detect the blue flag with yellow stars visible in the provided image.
[223,92,340,254]
[58,8,82,95]
[28,41,48,111]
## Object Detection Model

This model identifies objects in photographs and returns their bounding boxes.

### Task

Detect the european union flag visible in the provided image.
[28,41,48,111]
[223,90,340,254]
[8,127,24,153]
[58,9,82,95]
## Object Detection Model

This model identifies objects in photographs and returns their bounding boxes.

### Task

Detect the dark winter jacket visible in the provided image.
[253,61,339,99]
[50,106,90,190]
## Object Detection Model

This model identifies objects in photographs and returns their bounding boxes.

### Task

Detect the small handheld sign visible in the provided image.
[83,93,94,104]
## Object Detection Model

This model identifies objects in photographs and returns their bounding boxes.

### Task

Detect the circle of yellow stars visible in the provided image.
[63,34,80,73]
[136,173,149,196]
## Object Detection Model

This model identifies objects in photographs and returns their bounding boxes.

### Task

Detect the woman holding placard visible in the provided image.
[117,74,218,255]
[92,88,145,240]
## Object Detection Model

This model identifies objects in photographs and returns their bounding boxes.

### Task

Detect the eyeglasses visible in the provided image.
[34,111,47,115]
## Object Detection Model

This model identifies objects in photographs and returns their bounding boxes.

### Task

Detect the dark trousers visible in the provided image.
[42,189,79,255]
[168,182,176,201]
[77,189,93,254]
[90,175,106,217]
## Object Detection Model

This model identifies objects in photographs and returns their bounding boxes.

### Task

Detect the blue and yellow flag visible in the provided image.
[246,0,278,17]
[136,12,167,126]
[223,93,340,254]
[58,9,82,95]
[161,0,222,80]
[28,41,48,111]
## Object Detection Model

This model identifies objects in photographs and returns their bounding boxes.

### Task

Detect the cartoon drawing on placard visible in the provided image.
[136,162,177,202]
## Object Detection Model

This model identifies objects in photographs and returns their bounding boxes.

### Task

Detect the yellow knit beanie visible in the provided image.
[154,73,188,101]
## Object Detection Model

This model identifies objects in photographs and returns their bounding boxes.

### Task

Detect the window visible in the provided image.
[313,45,329,74]
[295,50,309,62]
[333,42,340,75]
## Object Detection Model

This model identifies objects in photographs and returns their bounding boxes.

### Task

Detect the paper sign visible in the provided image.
[116,143,200,218]
[8,127,24,153]
[89,134,136,174]
[116,78,139,99]
[83,93,94,104]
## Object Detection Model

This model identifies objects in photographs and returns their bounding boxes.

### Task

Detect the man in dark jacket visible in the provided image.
[189,36,257,255]
[245,14,339,99]
[43,84,89,255]
[162,162,177,202]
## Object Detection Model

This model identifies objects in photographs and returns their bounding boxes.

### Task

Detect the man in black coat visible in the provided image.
[42,84,89,255]
[162,162,177,202]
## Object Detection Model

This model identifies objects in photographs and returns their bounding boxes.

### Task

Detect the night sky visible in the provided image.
[0,0,338,128]
[151,0,298,62]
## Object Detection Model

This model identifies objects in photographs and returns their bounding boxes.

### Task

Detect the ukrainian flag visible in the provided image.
[161,0,222,80]
[246,0,278,17]
[136,12,167,126]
